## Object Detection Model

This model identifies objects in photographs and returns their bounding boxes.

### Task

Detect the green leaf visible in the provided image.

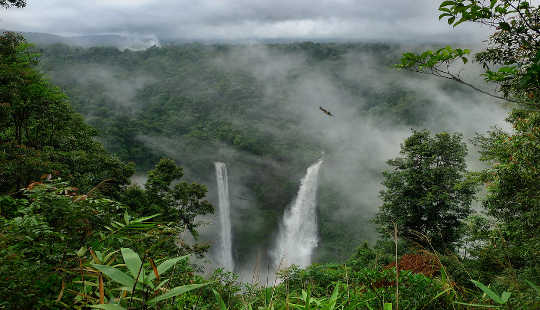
[130,213,160,224]
[123,211,130,224]
[500,291,511,303]
[454,301,501,308]
[454,17,466,27]
[120,248,142,279]
[471,280,508,304]
[439,1,455,8]
[95,251,105,264]
[323,283,339,310]
[91,264,134,288]
[439,13,452,20]
[213,289,228,310]
[525,280,540,296]
[448,16,456,24]
[104,250,119,264]
[155,279,170,290]
[429,287,452,303]
[147,283,209,305]
[146,255,189,281]
[76,247,87,257]
[383,303,393,310]
[90,304,126,310]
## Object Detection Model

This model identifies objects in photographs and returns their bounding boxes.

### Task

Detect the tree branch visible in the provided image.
[413,66,523,104]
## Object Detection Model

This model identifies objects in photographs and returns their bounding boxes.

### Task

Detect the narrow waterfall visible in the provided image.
[273,159,323,269]
[214,162,234,271]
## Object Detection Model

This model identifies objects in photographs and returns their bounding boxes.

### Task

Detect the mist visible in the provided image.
[36,41,509,282]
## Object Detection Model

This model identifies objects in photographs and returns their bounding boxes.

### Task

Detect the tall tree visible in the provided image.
[0,32,134,194]
[124,158,214,230]
[374,130,475,251]
[397,0,540,284]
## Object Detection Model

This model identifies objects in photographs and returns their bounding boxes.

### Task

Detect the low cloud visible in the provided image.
[2,0,488,42]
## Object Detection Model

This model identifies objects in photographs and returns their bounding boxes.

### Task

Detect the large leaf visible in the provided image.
[147,283,209,305]
[212,289,228,310]
[471,280,509,304]
[120,248,142,280]
[500,291,511,303]
[146,255,189,281]
[91,264,134,288]
[323,283,339,310]
[90,304,126,310]
[130,213,160,223]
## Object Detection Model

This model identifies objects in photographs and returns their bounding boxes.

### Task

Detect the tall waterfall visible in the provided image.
[273,159,323,269]
[214,162,234,271]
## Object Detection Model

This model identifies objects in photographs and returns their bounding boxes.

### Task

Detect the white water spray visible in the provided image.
[273,159,323,269]
[214,162,234,271]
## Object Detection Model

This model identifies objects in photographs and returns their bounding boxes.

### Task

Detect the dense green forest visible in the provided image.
[33,39,500,267]
[1,0,539,309]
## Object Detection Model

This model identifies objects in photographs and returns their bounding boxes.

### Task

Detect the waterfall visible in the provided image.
[214,162,234,271]
[273,159,323,269]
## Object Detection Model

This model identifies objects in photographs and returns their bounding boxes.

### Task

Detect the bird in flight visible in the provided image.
[319,106,334,117]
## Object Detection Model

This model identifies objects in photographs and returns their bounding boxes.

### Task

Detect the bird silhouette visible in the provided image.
[319,106,334,116]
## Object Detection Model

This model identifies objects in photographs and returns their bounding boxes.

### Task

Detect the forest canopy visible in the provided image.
[0,0,539,309]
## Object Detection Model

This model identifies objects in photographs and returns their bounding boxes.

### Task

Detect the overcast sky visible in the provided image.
[1,0,488,42]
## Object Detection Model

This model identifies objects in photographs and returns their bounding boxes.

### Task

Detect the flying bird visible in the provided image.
[319,106,334,117]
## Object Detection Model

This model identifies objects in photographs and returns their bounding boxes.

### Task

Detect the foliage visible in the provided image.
[119,158,214,258]
[374,130,475,251]
[33,40,487,263]
[0,32,134,195]
[0,0,25,8]
[397,2,539,307]
[466,110,540,293]
[397,0,539,105]
[0,172,212,308]
[80,248,209,309]
[0,0,538,308]
[0,179,128,308]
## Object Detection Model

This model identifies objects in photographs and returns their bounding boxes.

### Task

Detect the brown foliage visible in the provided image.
[386,253,440,277]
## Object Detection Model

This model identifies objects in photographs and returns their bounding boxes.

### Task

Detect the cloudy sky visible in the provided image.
[1,0,488,42]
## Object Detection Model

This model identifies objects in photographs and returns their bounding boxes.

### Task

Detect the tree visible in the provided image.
[396,0,539,284]
[470,111,540,281]
[0,0,25,9]
[397,0,538,106]
[0,180,151,308]
[374,130,475,251]
[120,158,214,256]
[0,32,134,194]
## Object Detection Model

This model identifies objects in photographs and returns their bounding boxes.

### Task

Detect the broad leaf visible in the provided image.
[323,283,339,310]
[471,280,509,304]
[91,264,134,288]
[155,279,170,290]
[130,214,160,223]
[120,248,142,279]
[146,255,189,281]
[212,289,228,310]
[500,291,511,303]
[147,282,209,304]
